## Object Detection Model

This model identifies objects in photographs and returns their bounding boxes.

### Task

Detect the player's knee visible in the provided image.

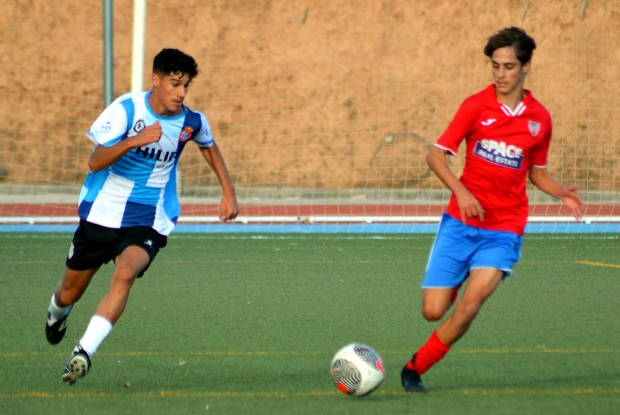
[110,267,139,289]
[421,305,446,322]
[454,300,481,323]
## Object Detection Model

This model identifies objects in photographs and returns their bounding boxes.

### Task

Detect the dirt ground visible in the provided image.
[1,0,618,196]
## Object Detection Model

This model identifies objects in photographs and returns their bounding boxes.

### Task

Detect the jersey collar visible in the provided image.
[144,92,188,120]
[487,84,532,117]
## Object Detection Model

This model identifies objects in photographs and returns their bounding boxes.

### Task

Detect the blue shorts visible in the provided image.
[422,213,523,289]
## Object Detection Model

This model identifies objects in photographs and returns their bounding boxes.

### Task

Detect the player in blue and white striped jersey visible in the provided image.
[45,49,239,385]
[79,89,213,234]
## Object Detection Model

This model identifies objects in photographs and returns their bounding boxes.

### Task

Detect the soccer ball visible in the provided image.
[330,343,384,397]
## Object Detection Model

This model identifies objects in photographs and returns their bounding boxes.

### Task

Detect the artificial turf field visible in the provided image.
[1,232,619,415]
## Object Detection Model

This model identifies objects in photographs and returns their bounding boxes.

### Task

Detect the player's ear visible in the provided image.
[522,60,532,75]
[152,73,161,88]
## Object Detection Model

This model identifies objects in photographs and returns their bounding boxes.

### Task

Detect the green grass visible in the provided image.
[1,233,619,414]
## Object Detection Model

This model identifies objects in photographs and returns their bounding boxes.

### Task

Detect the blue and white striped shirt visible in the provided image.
[78,92,213,235]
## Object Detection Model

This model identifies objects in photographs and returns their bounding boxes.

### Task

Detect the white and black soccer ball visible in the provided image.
[330,343,385,397]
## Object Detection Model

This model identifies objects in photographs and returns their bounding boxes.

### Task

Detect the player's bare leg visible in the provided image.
[62,246,150,385]
[55,267,100,306]
[420,288,455,322]
[435,268,504,345]
[402,268,504,392]
[94,245,150,324]
[401,286,452,392]
[46,267,99,345]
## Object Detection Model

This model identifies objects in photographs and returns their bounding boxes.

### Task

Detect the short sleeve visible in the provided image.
[529,118,552,168]
[436,99,477,156]
[85,98,130,147]
[193,113,214,147]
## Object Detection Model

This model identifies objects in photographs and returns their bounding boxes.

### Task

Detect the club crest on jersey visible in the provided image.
[528,121,541,137]
[133,120,145,133]
[474,139,524,170]
[179,127,194,142]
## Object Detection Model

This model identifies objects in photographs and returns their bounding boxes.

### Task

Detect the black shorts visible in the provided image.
[66,220,168,278]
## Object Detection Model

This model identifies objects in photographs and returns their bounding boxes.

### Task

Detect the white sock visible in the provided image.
[75,315,113,358]
[47,294,71,323]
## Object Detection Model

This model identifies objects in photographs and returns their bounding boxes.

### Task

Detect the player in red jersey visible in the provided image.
[401,27,584,393]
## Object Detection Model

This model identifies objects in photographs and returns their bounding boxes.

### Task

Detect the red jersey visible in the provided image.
[436,84,552,235]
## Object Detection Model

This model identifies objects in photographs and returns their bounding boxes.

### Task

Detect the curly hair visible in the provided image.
[484,27,536,64]
[152,48,199,80]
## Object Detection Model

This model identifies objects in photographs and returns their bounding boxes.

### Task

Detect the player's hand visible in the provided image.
[134,121,162,147]
[219,193,239,222]
[561,186,585,221]
[455,189,485,223]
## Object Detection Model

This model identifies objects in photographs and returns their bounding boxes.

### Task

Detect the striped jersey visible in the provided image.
[436,84,552,235]
[78,91,213,235]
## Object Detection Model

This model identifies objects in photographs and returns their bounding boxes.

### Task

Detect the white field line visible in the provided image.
[0,216,617,224]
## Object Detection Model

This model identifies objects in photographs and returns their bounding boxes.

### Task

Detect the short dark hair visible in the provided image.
[152,48,199,80]
[484,27,536,64]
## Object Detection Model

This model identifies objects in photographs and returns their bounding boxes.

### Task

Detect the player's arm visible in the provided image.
[88,122,163,173]
[199,141,239,222]
[426,145,485,223]
[528,165,584,221]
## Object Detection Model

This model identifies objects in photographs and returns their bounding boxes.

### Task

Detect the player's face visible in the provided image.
[151,72,192,116]
[491,46,531,99]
